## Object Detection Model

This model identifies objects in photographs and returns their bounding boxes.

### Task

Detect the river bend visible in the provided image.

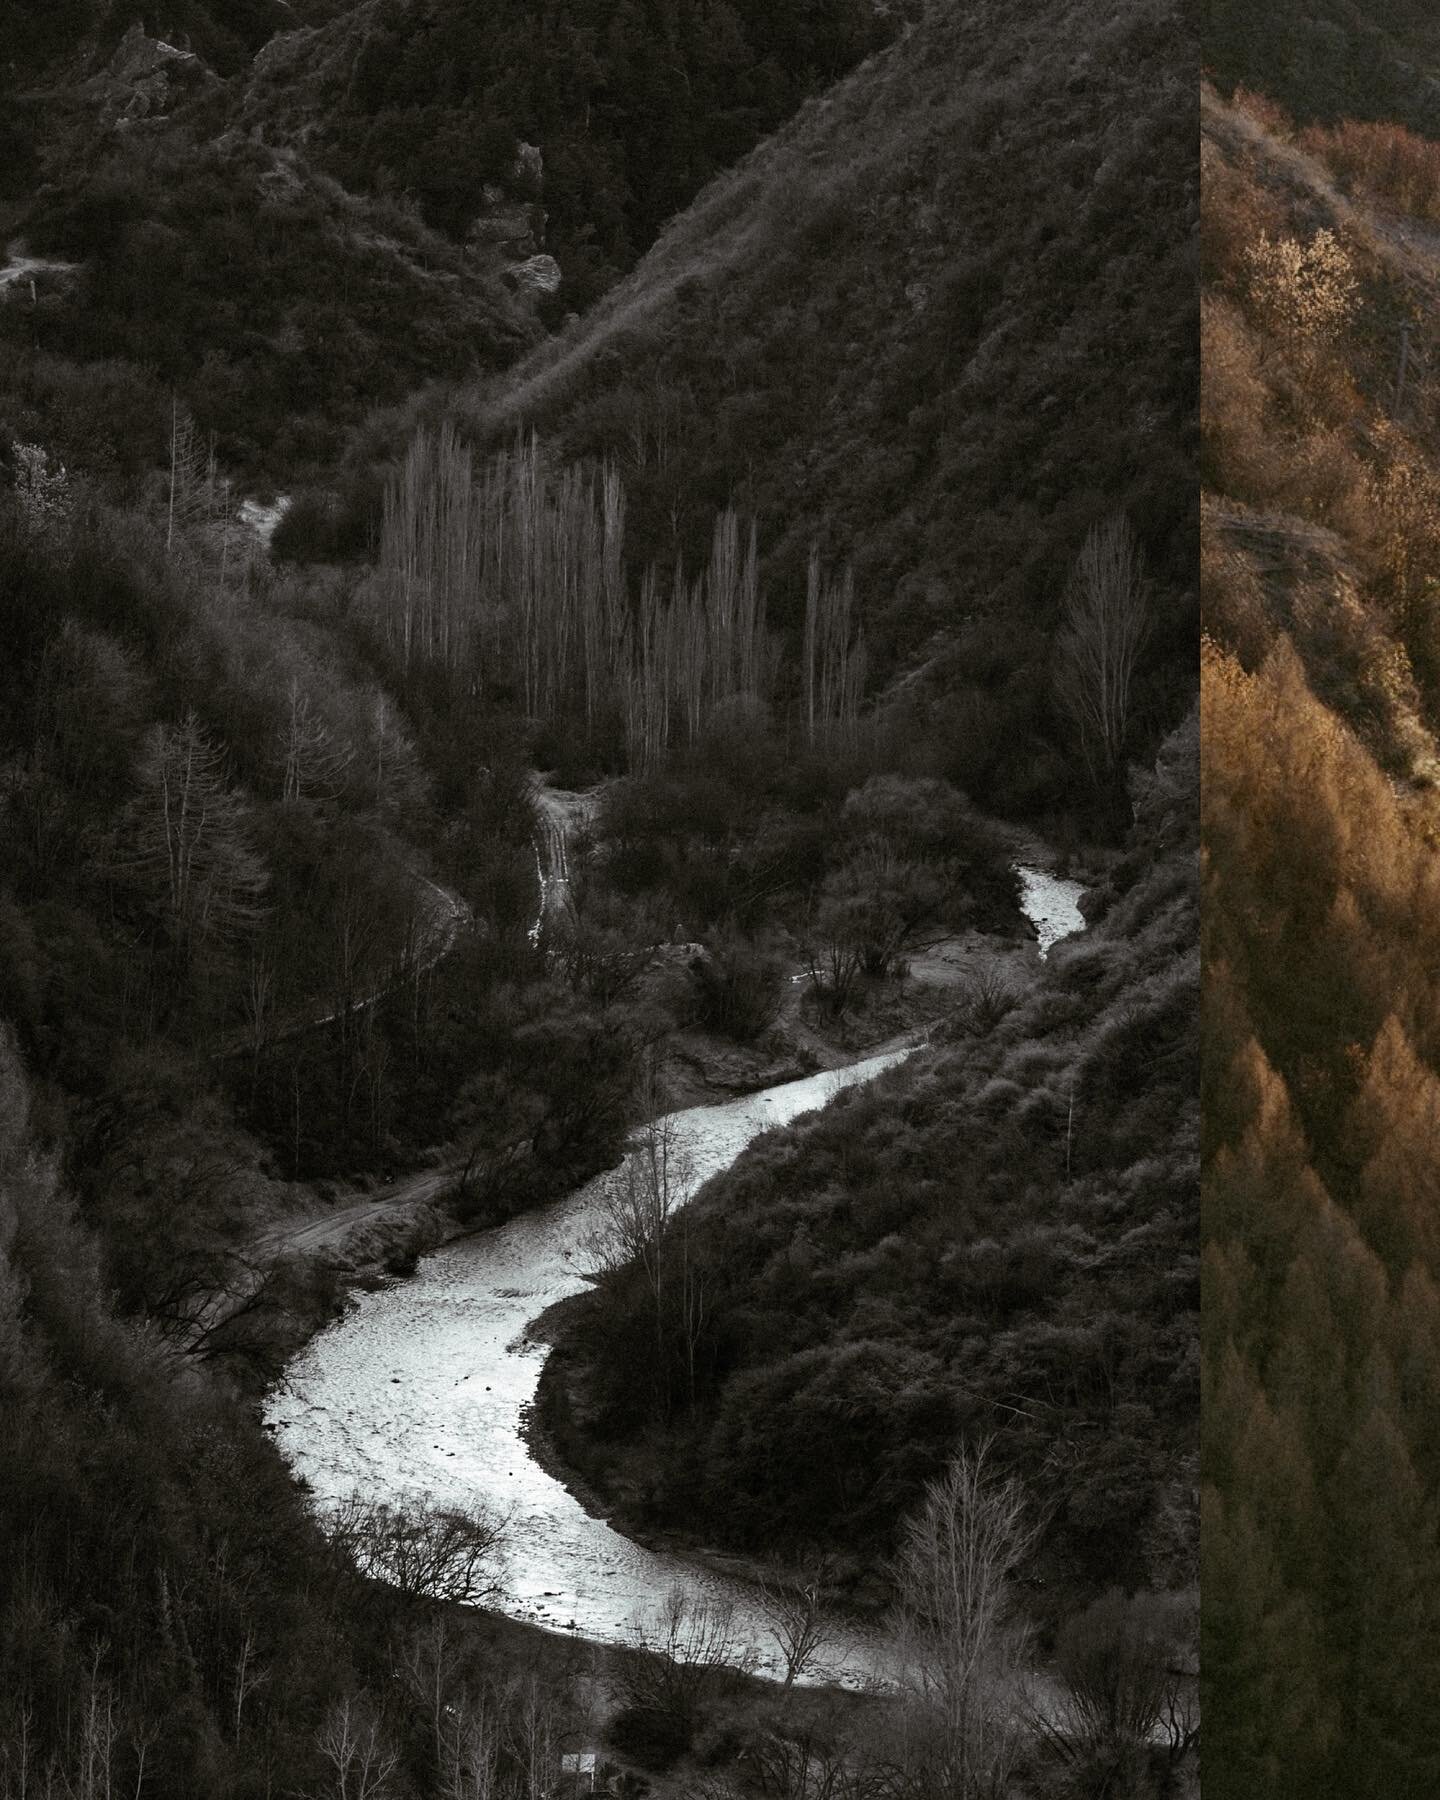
[265,865,1084,1684]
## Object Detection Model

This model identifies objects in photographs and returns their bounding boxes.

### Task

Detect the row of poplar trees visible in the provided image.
[371,425,865,764]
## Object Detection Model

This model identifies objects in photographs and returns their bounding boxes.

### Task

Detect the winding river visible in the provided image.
[265,865,1085,1686]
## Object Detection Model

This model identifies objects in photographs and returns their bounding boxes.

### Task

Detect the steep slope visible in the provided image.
[1,0,890,475]
[1204,0,1440,137]
[1,21,545,475]
[1202,84,1440,1798]
[239,0,892,305]
[548,720,1199,1600]
[425,0,1197,816]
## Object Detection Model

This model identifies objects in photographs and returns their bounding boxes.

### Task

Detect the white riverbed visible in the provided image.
[266,1050,915,1685]
[1015,864,1085,957]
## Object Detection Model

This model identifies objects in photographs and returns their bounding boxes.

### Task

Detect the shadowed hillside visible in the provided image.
[1205,0,1440,137]
[0,5,1199,1795]
[406,0,1199,819]
[0,0,888,474]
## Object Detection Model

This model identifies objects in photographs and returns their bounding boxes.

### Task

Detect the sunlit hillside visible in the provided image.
[1202,80,1440,1799]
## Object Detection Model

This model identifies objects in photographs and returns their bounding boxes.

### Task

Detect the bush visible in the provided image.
[687,931,785,1042]
[1301,118,1440,225]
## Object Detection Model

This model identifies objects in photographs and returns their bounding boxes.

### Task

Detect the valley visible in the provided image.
[0,3,1196,1797]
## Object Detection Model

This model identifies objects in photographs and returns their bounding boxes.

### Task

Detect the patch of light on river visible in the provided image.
[1015,864,1085,957]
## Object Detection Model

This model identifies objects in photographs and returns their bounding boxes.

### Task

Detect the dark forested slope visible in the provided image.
[0,0,887,473]
[421,0,1198,817]
[245,0,891,304]
[0,3,1201,1791]
[1205,0,1440,137]
[548,718,1199,1608]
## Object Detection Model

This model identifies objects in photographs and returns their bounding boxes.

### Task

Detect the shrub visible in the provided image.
[688,931,786,1042]
[1301,119,1440,225]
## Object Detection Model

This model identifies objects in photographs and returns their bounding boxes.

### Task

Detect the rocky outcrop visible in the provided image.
[464,144,564,298]
[89,24,220,130]
[505,253,562,296]
[239,2,383,144]
[466,184,545,260]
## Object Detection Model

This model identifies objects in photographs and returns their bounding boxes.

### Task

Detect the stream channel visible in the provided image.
[264,865,1086,1688]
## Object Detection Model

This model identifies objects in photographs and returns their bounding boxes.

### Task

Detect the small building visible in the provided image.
[558,1751,598,1794]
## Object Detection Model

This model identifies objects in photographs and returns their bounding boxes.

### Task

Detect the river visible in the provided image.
[264,863,1085,1686]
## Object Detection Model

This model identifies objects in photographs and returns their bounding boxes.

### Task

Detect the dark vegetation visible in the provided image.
[0,414,658,1365]
[0,0,1197,1794]
[285,0,892,305]
[1204,0,1440,140]
[2,101,538,478]
[0,0,886,477]
[548,718,1199,1611]
[389,0,1199,824]
[0,1041,619,1795]
[1201,81,1440,1797]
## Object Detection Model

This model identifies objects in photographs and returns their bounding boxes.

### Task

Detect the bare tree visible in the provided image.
[369,689,428,818]
[615,1585,754,1742]
[325,1495,511,1605]
[315,1694,400,1800]
[1053,513,1150,782]
[437,1694,503,1800]
[583,1093,695,1370]
[374,429,770,771]
[276,677,353,805]
[1029,1590,1198,1785]
[803,549,866,749]
[233,1625,270,1740]
[115,711,267,951]
[757,1556,837,1692]
[166,398,217,555]
[889,1441,1042,1800]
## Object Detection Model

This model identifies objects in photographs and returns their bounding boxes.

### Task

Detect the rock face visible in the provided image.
[96,24,219,128]
[464,143,563,298]
[466,186,545,260]
[508,254,563,297]
[511,141,544,192]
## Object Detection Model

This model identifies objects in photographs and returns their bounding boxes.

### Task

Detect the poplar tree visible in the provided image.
[1054,512,1150,782]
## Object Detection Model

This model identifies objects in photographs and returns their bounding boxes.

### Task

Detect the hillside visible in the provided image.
[1202,83,1440,1797]
[0,0,887,476]
[0,21,541,476]
[1205,0,1440,137]
[239,0,892,305]
[0,5,1199,1796]
[356,0,1197,823]
[546,718,1198,1601]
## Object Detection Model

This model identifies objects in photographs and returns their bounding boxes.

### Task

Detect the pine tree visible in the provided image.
[116,712,267,952]
[275,678,355,806]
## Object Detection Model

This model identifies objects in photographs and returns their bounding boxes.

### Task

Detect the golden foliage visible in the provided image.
[1244,228,1359,354]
